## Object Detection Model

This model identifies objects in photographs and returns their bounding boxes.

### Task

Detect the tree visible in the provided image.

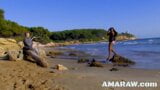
[50,29,108,41]
[29,27,51,44]
[0,9,4,19]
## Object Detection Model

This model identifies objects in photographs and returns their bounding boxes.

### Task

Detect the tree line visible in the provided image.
[0,9,135,44]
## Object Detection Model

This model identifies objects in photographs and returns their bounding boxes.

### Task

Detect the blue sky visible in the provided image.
[0,0,160,38]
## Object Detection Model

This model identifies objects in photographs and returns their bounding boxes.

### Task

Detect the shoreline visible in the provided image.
[0,47,160,90]
[45,37,137,47]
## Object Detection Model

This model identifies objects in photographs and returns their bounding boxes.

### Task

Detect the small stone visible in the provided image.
[55,64,68,71]
[49,71,55,73]
[109,68,119,71]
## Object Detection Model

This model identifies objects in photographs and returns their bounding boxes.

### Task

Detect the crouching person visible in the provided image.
[23,32,48,67]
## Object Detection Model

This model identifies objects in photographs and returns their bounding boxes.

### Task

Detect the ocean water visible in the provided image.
[65,38,160,69]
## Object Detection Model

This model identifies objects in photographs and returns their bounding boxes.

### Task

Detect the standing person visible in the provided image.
[23,32,48,67]
[107,27,118,60]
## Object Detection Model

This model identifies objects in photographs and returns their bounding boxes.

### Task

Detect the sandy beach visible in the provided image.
[1,0,160,89]
[0,47,160,90]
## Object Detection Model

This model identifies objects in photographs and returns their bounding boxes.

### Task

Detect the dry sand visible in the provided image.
[0,60,65,90]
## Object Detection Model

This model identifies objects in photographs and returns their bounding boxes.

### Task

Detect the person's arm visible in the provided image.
[107,30,110,35]
[31,36,37,40]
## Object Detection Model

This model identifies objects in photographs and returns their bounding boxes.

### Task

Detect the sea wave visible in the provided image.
[65,38,160,69]
[120,38,160,45]
[122,41,139,45]
[132,50,160,54]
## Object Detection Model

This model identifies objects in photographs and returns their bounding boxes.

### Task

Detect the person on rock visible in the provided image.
[107,27,118,61]
[23,32,48,67]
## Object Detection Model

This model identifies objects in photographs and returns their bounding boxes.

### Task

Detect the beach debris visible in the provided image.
[109,68,119,71]
[78,58,89,63]
[109,55,135,66]
[89,59,103,67]
[55,64,68,71]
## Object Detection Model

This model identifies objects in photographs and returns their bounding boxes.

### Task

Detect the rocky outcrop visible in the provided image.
[89,59,103,67]
[0,38,23,61]
[8,50,23,61]
[0,38,21,56]
[110,55,135,66]
[45,40,80,47]
[78,58,89,63]
[117,35,136,41]
[0,38,49,68]
[46,51,63,58]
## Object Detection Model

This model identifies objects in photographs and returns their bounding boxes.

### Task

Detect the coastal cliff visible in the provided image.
[117,35,136,41]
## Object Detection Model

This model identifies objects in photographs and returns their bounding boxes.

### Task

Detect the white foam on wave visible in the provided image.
[123,41,138,45]
[148,39,154,42]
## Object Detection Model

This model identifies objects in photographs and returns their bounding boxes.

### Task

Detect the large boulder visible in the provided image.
[0,38,22,60]
[37,48,49,67]
[0,47,6,56]
[24,48,49,68]
[0,38,21,50]
[8,50,23,61]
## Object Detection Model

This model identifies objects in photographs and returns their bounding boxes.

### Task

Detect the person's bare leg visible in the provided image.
[107,42,112,60]
[111,42,117,55]
[111,47,117,55]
